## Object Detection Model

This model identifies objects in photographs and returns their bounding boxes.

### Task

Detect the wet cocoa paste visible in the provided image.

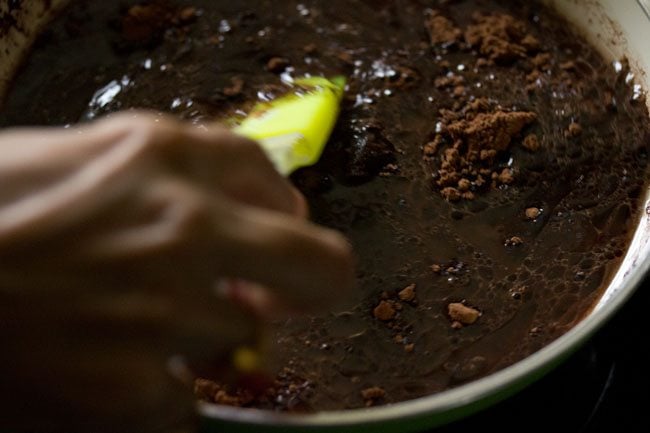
[1,0,649,412]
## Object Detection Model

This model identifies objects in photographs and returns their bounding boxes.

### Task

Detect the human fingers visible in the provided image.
[214,200,355,314]
[94,111,306,217]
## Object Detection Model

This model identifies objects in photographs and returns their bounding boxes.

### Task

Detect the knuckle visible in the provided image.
[129,117,166,145]
[170,192,214,241]
[145,179,214,248]
[103,111,177,147]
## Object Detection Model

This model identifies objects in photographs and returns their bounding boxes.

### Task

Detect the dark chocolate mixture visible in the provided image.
[1,0,649,412]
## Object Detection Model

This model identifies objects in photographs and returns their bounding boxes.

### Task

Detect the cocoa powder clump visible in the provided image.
[361,387,386,406]
[426,10,462,46]
[373,300,397,321]
[398,284,416,302]
[267,57,290,73]
[525,207,541,220]
[446,111,537,152]
[425,100,536,200]
[566,122,583,138]
[448,302,481,325]
[522,133,540,152]
[464,13,538,63]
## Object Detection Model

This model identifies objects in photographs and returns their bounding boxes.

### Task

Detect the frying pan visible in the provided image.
[1,1,649,431]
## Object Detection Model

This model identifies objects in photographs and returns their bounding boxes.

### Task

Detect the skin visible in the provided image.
[0,111,355,433]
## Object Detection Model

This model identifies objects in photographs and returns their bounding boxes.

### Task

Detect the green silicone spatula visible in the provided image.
[234,75,346,175]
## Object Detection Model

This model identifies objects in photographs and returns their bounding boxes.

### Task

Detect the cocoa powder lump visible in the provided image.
[464,12,540,64]
[426,10,463,47]
[425,100,536,201]
[119,2,197,48]
[447,111,537,153]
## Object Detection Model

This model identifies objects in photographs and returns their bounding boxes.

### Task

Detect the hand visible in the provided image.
[0,111,355,432]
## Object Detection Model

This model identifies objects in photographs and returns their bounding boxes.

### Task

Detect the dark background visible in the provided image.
[433,282,649,433]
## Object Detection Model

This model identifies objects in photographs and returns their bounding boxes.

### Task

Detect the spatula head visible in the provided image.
[234,76,346,175]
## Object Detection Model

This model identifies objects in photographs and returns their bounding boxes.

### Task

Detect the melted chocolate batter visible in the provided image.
[1,0,649,412]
